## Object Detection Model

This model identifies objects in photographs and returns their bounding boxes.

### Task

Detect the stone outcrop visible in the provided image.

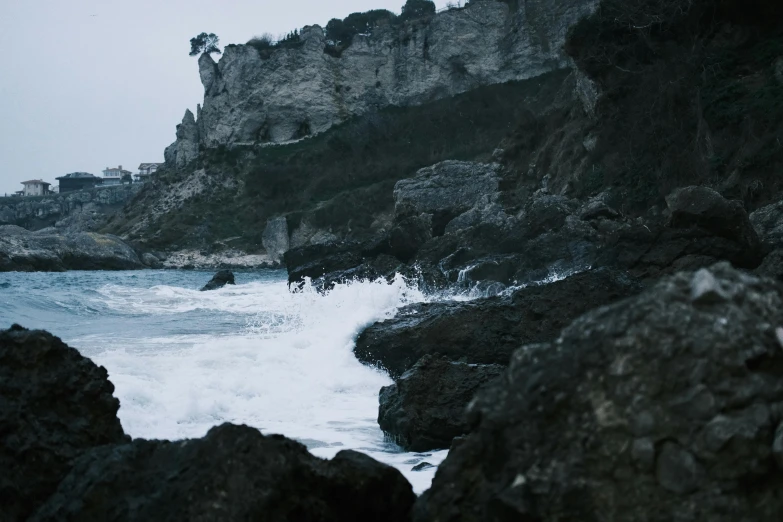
[0,325,128,521]
[33,424,415,522]
[379,355,503,452]
[750,199,783,252]
[262,216,290,264]
[0,225,143,272]
[166,0,597,156]
[0,184,141,232]
[163,108,201,169]
[415,263,783,522]
[200,269,236,291]
[355,267,642,378]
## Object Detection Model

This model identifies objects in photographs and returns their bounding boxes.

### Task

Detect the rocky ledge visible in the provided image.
[1,325,414,522]
[0,225,145,272]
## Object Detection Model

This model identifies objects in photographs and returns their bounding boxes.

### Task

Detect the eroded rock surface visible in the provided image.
[416,263,783,522]
[0,325,128,521]
[200,269,236,291]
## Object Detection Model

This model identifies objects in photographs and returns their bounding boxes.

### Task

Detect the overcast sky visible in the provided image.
[0,0,451,195]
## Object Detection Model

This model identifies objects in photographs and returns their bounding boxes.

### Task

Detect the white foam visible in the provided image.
[81,274,445,492]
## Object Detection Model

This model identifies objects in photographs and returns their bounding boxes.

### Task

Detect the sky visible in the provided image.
[0,0,452,196]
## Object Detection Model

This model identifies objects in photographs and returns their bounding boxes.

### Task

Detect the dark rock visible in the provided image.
[32,424,415,522]
[412,462,435,471]
[379,355,503,451]
[665,186,761,257]
[200,269,235,291]
[750,200,783,251]
[0,225,144,272]
[141,252,162,268]
[355,267,642,378]
[415,263,783,522]
[757,249,783,280]
[388,214,433,263]
[284,241,364,286]
[0,325,128,521]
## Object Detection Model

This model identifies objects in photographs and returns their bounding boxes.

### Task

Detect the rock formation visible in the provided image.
[379,355,504,451]
[0,325,128,521]
[415,263,783,522]
[200,269,236,291]
[0,225,143,272]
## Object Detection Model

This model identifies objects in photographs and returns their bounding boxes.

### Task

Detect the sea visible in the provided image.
[0,269,453,493]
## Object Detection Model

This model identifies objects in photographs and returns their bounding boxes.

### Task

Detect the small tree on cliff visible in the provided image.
[189,33,221,56]
[400,0,436,21]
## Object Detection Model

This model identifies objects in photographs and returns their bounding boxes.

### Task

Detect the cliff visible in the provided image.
[166,0,597,157]
[0,185,142,232]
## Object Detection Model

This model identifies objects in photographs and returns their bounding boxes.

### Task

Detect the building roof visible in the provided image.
[138,163,164,169]
[21,179,51,186]
[56,172,100,180]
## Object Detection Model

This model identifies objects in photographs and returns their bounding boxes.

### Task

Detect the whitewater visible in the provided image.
[0,269,450,492]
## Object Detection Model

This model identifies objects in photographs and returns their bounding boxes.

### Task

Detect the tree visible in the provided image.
[400,0,436,21]
[189,33,221,57]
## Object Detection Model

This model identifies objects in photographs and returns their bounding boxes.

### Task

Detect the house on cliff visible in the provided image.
[20,179,51,197]
[56,172,103,193]
[134,162,163,183]
[102,165,132,186]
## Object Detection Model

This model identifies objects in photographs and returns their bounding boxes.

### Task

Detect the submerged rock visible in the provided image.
[0,225,144,272]
[0,325,128,521]
[355,267,642,378]
[379,355,503,452]
[200,269,235,291]
[416,263,783,522]
[32,424,416,522]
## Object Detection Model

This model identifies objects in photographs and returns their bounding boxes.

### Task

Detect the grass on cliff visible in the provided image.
[115,71,569,251]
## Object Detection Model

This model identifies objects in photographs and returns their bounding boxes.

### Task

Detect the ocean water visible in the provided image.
[0,269,449,492]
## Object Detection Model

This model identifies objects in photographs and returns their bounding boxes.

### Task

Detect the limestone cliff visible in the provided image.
[166,0,597,158]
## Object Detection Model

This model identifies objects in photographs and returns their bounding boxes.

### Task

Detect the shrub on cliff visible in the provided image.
[325,9,397,53]
[400,0,436,21]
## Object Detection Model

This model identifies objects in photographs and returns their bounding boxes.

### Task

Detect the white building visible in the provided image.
[134,162,164,183]
[20,179,51,196]
[102,165,132,186]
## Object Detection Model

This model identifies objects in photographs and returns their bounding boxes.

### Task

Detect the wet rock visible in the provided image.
[750,199,783,251]
[0,325,128,521]
[388,214,433,263]
[355,267,642,378]
[200,269,235,291]
[0,225,144,272]
[412,462,435,472]
[757,249,783,281]
[379,355,504,452]
[416,264,783,522]
[666,185,760,256]
[141,252,162,268]
[32,424,415,522]
[284,241,364,286]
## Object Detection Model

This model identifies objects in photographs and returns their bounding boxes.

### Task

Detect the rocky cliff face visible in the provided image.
[167,0,597,157]
[0,184,141,232]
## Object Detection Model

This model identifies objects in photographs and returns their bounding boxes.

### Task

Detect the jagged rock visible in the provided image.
[262,217,290,264]
[379,355,504,451]
[355,267,642,378]
[750,199,783,251]
[415,263,783,522]
[163,108,200,169]
[665,185,760,254]
[0,325,128,521]
[189,1,598,149]
[200,269,235,291]
[388,214,433,263]
[0,225,144,272]
[284,241,365,286]
[32,424,415,522]
[393,161,501,224]
[757,249,783,280]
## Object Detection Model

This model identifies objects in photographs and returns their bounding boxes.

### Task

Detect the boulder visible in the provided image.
[355,267,642,378]
[0,325,128,521]
[284,241,366,287]
[32,424,416,522]
[750,199,783,251]
[665,186,761,262]
[200,269,235,291]
[757,249,783,280]
[416,263,783,522]
[0,226,144,272]
[141,252,162,268]
[379,355,504,451]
